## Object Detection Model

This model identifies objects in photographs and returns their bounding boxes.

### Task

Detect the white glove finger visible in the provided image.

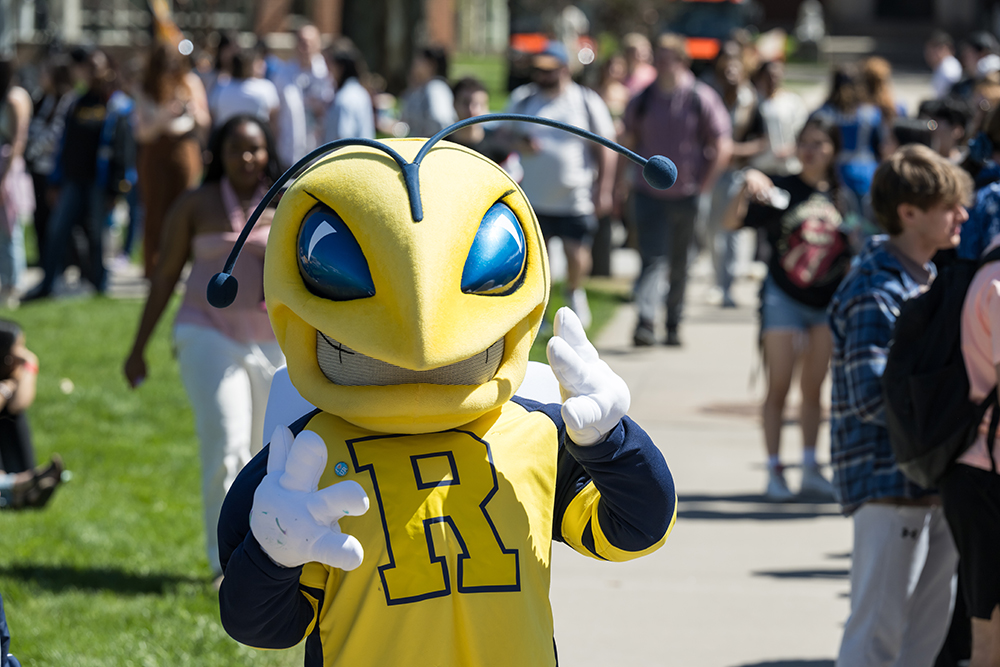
[546,334,589,395]
[562,394,604,435]
[311,531,365,571]
[553,307,599,363]
[267,425,293,476]
[279,430,328,493]
[306,480,370,524]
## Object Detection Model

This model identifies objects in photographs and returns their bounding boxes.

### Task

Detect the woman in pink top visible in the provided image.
[945,236,1000,666]
[124,115,284,582]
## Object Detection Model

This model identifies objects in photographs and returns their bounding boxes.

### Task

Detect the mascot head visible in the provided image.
[208,115,676,434]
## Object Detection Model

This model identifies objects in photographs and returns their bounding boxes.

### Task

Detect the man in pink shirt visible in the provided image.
[615,33,732,346]
[949,240,1000,666]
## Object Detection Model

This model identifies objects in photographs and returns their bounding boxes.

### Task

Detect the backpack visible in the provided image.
[776,197,850,291]
[882,247,1000,489]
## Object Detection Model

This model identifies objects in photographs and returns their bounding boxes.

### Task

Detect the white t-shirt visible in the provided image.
[751,89,808,176]
[276,80,307,170]
[400,78,456,139]
[210,77,280,128]
[932,55,963,99]
[272,55,335,151]
[324,77,375,142]
[504,82,615,216]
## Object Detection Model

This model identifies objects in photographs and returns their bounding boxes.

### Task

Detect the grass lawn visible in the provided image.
[0,279,619,665]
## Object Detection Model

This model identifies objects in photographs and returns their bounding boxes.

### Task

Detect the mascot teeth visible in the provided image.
[316,331,504,386]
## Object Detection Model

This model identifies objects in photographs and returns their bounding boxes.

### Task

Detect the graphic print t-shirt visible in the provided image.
[743,173,850,308]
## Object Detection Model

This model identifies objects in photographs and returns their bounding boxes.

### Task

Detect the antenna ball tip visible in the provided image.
[207,273,239,308]
[643,156,677,190]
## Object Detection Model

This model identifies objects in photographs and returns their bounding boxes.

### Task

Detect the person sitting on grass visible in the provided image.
[0,318,63,510]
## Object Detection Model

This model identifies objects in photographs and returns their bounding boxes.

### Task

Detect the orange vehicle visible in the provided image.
[662,0,762,69]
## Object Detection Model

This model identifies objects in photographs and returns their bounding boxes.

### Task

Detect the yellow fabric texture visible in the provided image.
[560,481,677,562]
[298,403,560,667]
[265,139,549,434]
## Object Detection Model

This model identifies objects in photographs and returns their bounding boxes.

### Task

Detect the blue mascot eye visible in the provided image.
[297,207,375,301]
[461,202,526,295]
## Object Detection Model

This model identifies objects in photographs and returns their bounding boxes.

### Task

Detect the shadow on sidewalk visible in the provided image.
[678,493,842,521]
[752,568,849,580]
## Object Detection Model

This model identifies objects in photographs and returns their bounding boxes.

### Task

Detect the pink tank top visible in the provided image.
[175,178,275,344]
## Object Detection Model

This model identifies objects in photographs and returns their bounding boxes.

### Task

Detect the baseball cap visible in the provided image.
[533,41,569,71]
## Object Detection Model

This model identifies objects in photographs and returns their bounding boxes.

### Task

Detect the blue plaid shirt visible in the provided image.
[828,236,936,515]
[958,162,1000,260]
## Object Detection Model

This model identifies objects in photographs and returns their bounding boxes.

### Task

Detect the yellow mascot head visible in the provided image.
[264,138,546,433]
[207,117,675,435]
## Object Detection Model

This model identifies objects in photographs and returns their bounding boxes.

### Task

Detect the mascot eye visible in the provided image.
[297,206,375,301]
[461,202,526,295]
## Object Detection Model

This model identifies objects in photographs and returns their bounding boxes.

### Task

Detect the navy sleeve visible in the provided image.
[511,397,676,554]
[217,414,324,649]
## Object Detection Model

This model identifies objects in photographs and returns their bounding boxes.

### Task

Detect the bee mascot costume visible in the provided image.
[210,114,679,667]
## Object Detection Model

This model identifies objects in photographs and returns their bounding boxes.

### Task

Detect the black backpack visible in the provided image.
[882,247,1000,489]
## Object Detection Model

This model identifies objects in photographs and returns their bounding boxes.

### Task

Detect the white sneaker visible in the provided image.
[799,465,836,501]
[566,289,592,329]
[765,468,795,502]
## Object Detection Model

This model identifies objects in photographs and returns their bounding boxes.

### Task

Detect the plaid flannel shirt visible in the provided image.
[828,236,936,515]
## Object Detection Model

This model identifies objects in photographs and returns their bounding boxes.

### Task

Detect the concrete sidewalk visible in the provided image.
[549,252,848,667]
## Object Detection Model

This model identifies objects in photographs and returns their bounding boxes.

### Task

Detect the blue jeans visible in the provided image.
[0,220,24,291]
[708,170,739,297]
[120,183,142,258]
[1,591,20,667]
[39,180,107,293]
[632,192,699,330]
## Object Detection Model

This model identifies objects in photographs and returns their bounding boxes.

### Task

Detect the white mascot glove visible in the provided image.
[545,307,631,446]
[250,426,370,570]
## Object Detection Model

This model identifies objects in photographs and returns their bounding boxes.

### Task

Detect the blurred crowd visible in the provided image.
[3,18,1000,667]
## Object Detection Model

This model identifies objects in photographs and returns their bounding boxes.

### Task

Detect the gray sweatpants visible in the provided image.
[836,502,958,667]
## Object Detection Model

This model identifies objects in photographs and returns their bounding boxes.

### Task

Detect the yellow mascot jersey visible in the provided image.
[218,397,676,667]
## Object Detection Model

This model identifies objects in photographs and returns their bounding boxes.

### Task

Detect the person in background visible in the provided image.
[723,117,848,500]
[920,97,971,163]
[272,24,333,151]
[124,115,284,582]
[862,56,906,147]
[133,41,208,279]
[400,46,456,139]
[23,48,134,301]
[751,60,808,177]
[198,31,237,99]
[0,319,62,511]
[504,40,617,330]
[266,36,307,171]
[952,32,1000,100]
[621,32,657,97]
[595,53,630,136]
[616,33,732,347]
[958,107,1000,260]
[925,31,964,99]
[448,77,512,167]
[25,56,74,264]
[322,38,375,142]
[707,43,767,309]
[829,145,972,667]
[0,60,34,309]
[811,63,882,218]
[209,48,279,136]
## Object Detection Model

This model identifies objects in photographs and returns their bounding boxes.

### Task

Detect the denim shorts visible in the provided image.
[760,277,829,332]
